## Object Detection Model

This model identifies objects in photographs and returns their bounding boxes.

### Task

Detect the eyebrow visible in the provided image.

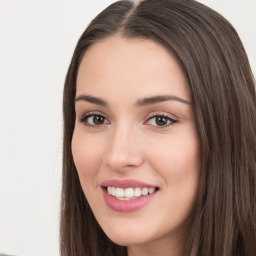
[74,94,191,106]
[135,95,191,106]
[75,94,108,106]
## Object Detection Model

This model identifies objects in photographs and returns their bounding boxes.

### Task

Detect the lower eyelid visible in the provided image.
[79,113,111,126]
[143,115,178,129]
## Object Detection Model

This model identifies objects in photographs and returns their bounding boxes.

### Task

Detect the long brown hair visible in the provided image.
[61,0,256,255]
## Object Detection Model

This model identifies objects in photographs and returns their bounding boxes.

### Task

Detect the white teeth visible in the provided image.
[117,197,131,200]
[106,186,156,199]
[115,188,125,198]
[125,188,134,198]
[134,187,142,197]
[149,188,155,194]
[111,187,116,196]
[142,188,149,195]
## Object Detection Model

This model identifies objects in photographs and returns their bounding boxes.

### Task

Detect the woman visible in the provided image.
[61,0,256,255]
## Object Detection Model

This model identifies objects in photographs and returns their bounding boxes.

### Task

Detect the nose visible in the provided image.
[103,124,144,172]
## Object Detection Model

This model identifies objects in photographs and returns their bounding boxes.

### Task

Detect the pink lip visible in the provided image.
[101,179,159,213]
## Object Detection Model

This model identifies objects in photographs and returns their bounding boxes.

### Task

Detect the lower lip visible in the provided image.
[102,188,158,212]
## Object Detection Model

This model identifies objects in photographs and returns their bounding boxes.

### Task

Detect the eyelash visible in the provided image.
[79,112,110,127]
[79,112,178,128]
[144,114,178,128]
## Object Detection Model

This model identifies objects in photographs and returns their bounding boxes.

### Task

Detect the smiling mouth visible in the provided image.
[103,186,159,200]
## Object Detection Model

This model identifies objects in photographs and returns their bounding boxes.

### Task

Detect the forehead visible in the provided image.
[76,35,191,101]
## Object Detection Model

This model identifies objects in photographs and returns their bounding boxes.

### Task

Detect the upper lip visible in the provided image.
[101,179,158,189]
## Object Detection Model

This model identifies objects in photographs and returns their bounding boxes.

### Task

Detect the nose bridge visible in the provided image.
[103,121,143,171]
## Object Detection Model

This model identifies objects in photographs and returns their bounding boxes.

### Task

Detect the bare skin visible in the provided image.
[72,35,200,256]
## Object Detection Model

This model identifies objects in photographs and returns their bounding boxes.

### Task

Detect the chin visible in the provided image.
[103,226,153,247]
[108,235,143,247]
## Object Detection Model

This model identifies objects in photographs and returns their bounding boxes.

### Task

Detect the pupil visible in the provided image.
[156,116,167,126]
[93,115,104,125]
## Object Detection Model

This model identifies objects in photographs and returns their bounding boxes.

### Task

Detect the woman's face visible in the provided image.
[72,36,200,253]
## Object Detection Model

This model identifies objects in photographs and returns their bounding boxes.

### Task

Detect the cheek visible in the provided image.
[152,133,199,170]
[71,130,104,183]
[148,130,200,194]
[155,133,200,219]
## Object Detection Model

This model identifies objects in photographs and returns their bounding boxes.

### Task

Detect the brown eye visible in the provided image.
[80,114,110,126]
[146,115,177,127]
[155,116,169,126]
[92,115,105,125]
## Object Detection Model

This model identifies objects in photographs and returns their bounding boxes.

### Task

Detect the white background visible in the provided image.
[0,1,255,255]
